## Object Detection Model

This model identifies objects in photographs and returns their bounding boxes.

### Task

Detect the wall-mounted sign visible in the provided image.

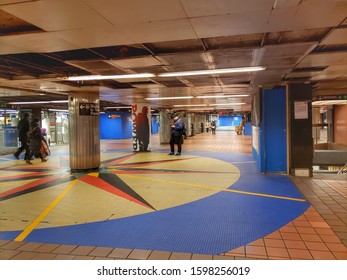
[107,114,121,119]
[313,94,347,101]
[294,100,308,119]
[79,103,99,116]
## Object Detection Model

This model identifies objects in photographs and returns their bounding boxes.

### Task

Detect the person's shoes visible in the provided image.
[175,153,181,156]
[41,158,47,162]
[26,159,32,164]
[168,152,174,155]
[13,153,19,159]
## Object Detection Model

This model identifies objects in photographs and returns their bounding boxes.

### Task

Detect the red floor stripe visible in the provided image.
[0,175,62,198]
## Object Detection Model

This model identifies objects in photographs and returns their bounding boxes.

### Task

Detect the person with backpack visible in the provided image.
[14,112,30,161]
[168,113,184,156]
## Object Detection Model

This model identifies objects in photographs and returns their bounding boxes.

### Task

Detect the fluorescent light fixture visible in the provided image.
[64,67,265,81]
[185,107,214,111]
[9,100,67,105]
[210,103,245,106]
[145,96,193,100]
[196,94,249,98]
[48,109,69,112]
[9,101,51,105]
[66,73,155,81]
[105,106,132,109]
[173,104,207,107]
[312,100,347,106]
[50,100,68,103]
[158,66,265,77]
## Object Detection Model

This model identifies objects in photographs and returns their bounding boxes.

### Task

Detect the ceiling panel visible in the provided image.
[298,52,347,67]
[190,12,271,38]
[181,0,274,16]
[119,19,198,43]
[158,52,205,65]
[107,56,165,69]
[85,0,186,25]
[320,28,347,45]
[268,1,347,32]
[52,26,137,49]
[0,0,346,112]
[65,60,125,75]
[1,0,112,31]
[0,41,26,55]
[0,32,80,53]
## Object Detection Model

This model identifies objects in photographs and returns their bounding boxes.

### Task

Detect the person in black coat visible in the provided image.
[168,113,184,156]
[26,118,48,164]
[14,112,30,160]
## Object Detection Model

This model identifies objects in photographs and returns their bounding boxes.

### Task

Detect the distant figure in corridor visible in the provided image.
[136,106,150,151]
[169,113,184,156]
[14,112,30,161]
[211,120,216,135]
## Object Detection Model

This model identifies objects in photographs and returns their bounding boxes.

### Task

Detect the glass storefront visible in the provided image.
[0,109,69,154]
[0,109,20,154]
[42,110,69,145]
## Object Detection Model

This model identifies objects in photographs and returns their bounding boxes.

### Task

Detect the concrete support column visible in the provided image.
[68,92,100,171]
[287,83,313,177]
[132,103,151,151]
[159,110,171,144]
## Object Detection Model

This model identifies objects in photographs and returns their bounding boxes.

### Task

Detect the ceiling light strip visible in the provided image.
[173,104,207,107]
[64,67,265,81]
[145,96,193,100]
[158,66,266,77]
[9,100,68,105]
[66,73,155,81]
[196,94,249,98]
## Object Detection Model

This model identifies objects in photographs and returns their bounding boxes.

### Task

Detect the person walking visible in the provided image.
[205,120,210,133]
[168,113,184,156]
[14,112,30,160]
[26,118,49,164]
[211,120,216,135]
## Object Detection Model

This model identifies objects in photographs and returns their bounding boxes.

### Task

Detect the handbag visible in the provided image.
[40,140,50,158]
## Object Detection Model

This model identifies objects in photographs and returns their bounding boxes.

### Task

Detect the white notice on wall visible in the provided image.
[294,101,308,119]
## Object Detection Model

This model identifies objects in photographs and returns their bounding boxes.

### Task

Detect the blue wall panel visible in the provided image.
[244,122,252,135]
[122,113,132,139]
[261,88,287,172]
[219,115,242,126]
[100,113,123,139]
[151,116,159,134]
[100,112,132,139]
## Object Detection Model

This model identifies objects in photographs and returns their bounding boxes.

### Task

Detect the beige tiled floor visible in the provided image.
[0,131,346,260]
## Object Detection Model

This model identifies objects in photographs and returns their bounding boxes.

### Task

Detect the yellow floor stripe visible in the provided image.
[121,174,306,202]
[14,179,78,241]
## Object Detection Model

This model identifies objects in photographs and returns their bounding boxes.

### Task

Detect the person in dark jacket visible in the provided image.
[211,120,217,135]
[168,113,184,156]
[14,112,30,160]
[26,118,48,164]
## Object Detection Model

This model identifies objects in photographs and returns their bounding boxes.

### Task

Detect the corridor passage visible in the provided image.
[0,131,346,260]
